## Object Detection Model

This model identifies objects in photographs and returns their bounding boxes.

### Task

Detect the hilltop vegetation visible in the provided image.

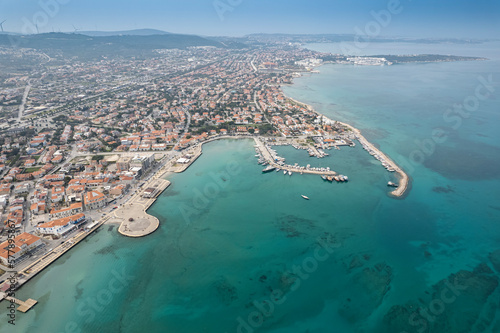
[0,33,228,60]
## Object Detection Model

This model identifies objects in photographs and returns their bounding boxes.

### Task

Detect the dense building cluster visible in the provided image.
[0,43,359,271]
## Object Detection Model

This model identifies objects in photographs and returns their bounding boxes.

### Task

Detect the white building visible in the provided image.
[36,213,86,236]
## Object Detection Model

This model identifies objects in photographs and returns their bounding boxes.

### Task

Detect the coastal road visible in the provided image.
[172,96,192,150]
[253,90,272,124]
[18,81,32,121]
[250,59,257,72]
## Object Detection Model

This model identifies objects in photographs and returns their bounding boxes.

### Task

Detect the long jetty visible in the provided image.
[336,121,409,197]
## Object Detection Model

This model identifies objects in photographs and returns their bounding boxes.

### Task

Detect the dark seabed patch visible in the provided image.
[424,140,500,180]
[339,262,393,323]
[432,185,454,193]
[382,262,499,333]
[212,276,238,305]
[489,205,500,212]
[275,214,316,238]
[95,244,119,259]
[74,279,84,300]
[32,291,51,322]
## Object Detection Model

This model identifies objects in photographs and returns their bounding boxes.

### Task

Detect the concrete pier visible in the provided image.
[3,295,38,313]
[0,292,38,312]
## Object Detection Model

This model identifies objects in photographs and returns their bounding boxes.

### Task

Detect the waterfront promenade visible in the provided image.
[170,144,203,173]
[0,213,111,312]
[0,157,176,309]
[20,216,109,278]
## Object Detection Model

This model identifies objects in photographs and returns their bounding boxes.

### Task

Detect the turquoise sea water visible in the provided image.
[2,42,500,333]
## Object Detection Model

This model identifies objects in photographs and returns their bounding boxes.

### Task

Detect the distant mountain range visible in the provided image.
[76,29,172,37]
[0,32,229,59]
[0,29,172,37]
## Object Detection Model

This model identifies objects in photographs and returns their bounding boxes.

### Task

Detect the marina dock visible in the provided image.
[254,138,338,176]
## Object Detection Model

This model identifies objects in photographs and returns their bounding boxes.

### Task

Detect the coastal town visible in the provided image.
[0,40,409,311]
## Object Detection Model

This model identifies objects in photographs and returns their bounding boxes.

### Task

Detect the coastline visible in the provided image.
[3,40,497,332]
[108,136,254,237]
[0,213,113,310]
[0,155,176,306]
[282,82,410,197]
[0,58,412,311]
[165,87,410,197]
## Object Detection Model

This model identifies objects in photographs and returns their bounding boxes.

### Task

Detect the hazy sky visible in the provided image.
[1,0,499,38]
